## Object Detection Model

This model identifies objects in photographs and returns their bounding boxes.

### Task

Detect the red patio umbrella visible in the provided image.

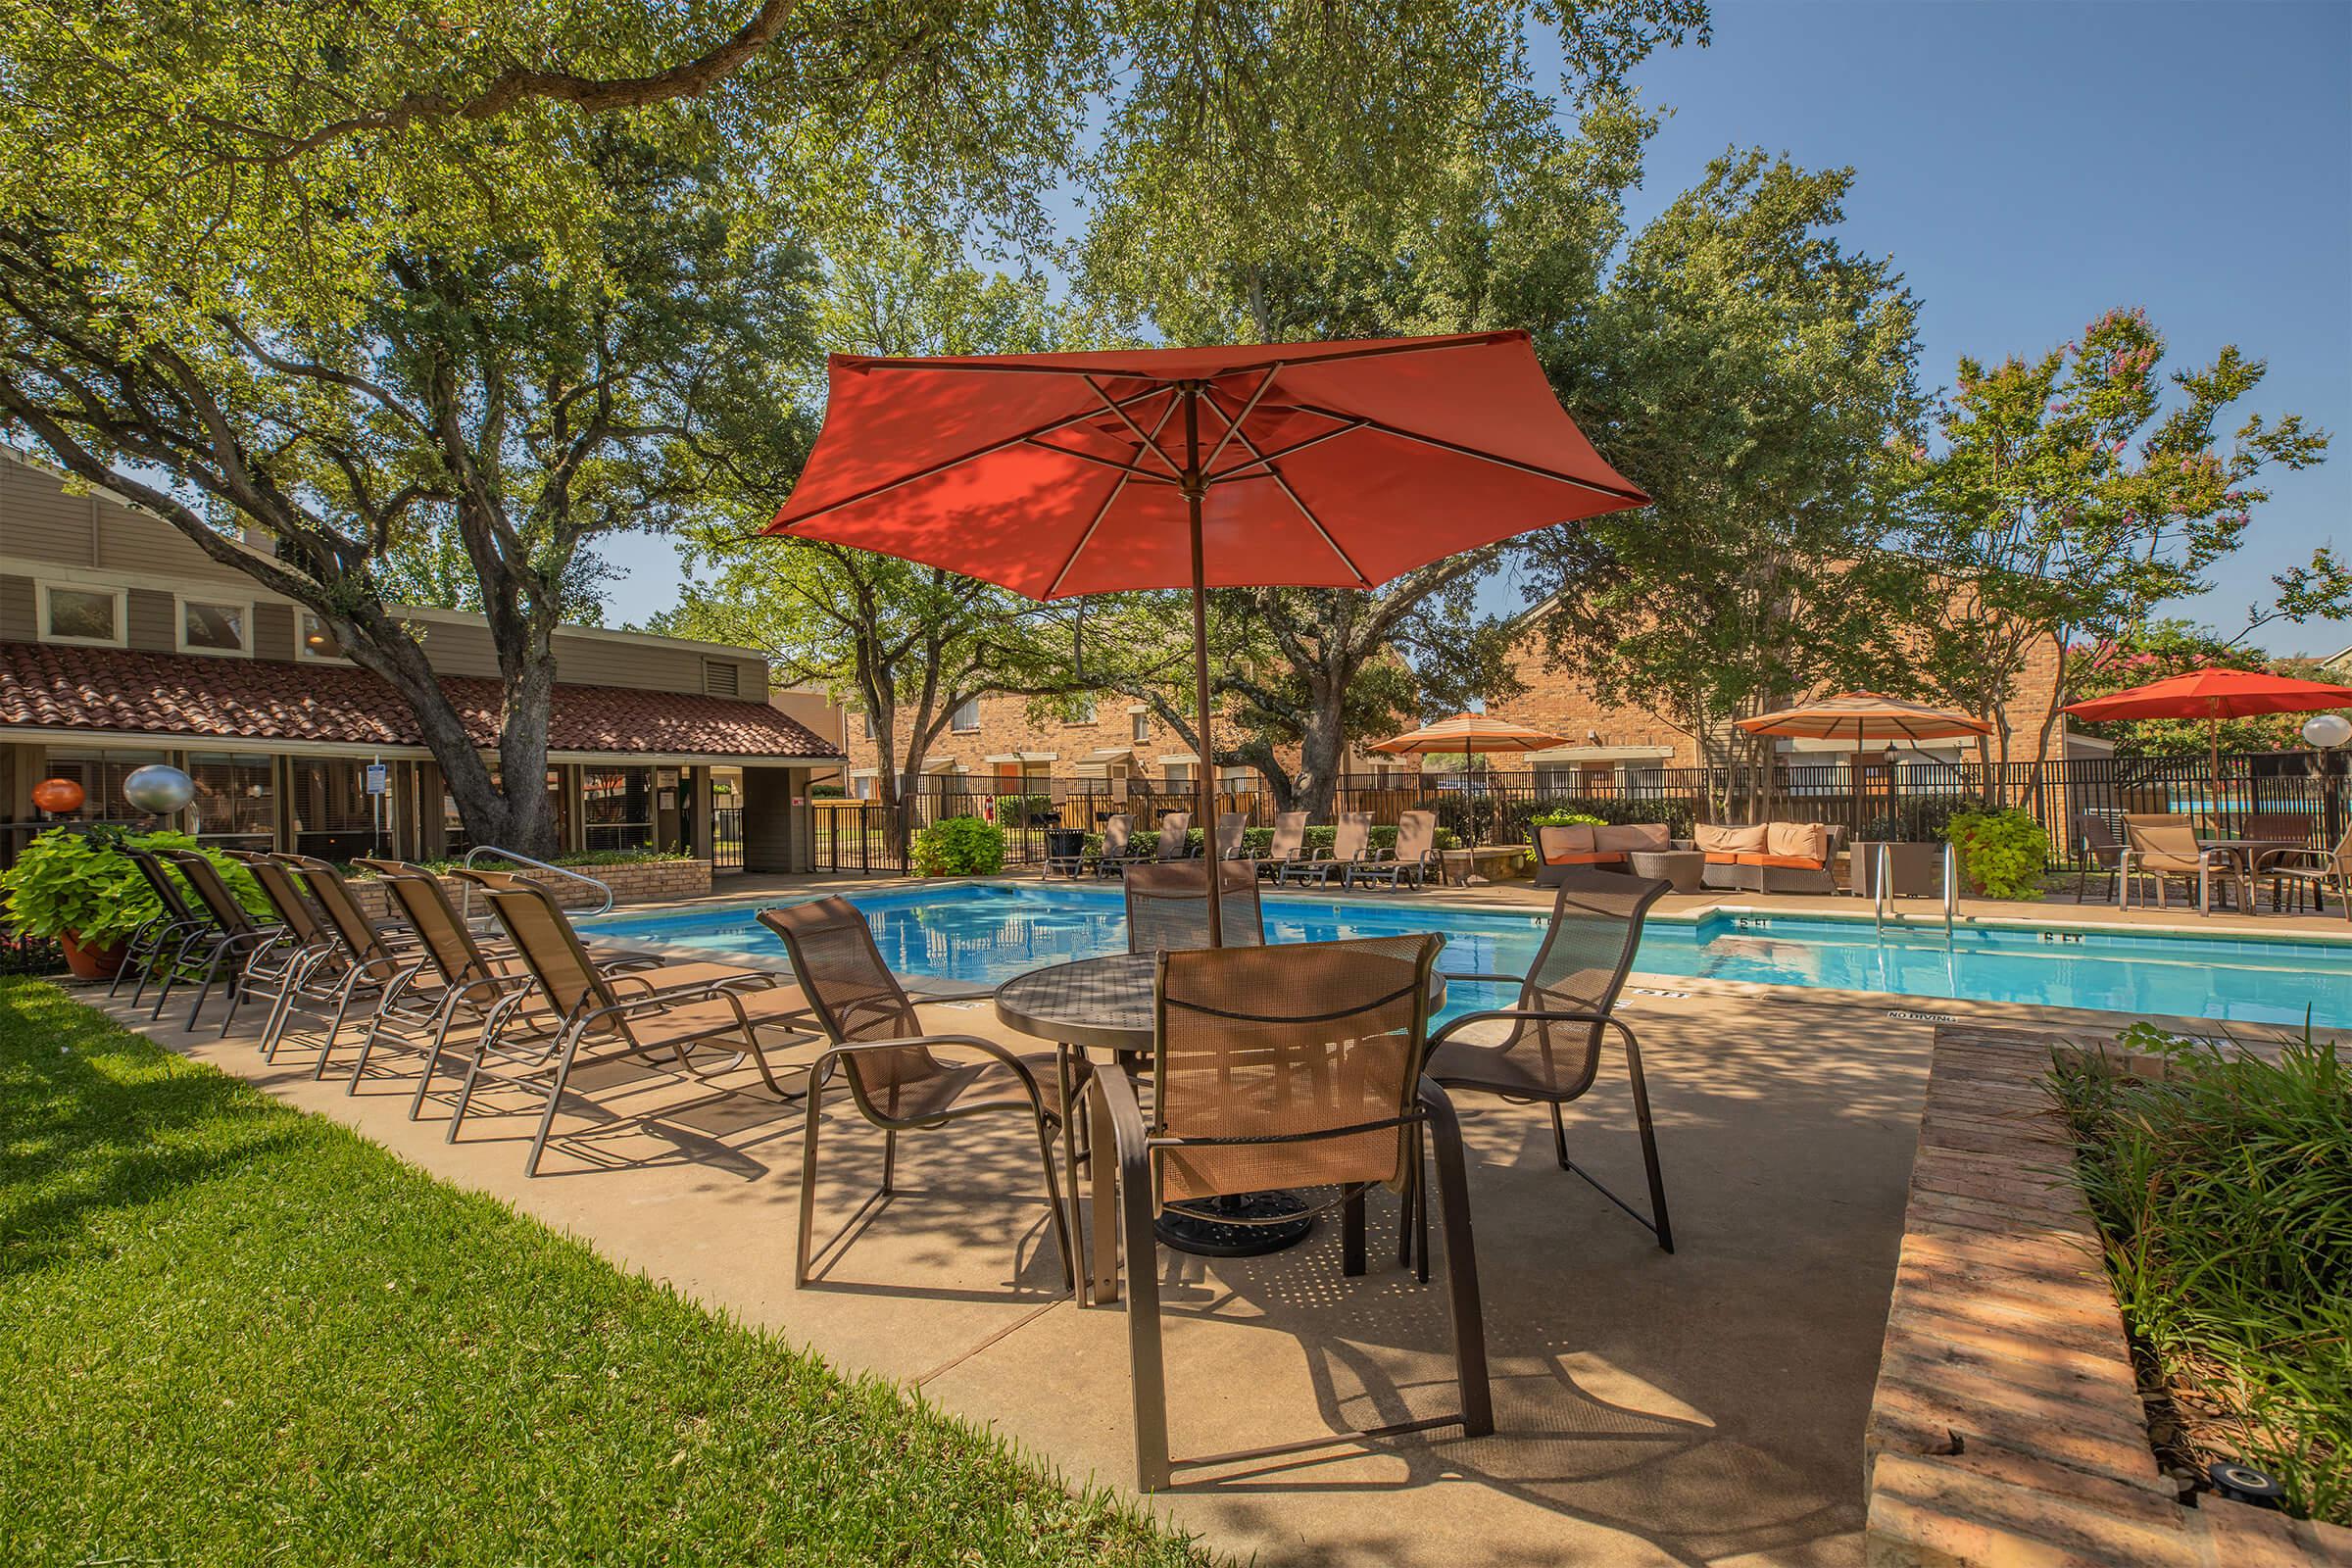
[2062,667,2352,803]
[768,330,1648,943]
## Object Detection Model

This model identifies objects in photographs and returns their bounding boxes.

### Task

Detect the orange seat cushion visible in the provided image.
[1544,851,1627,866]
[1702,852,1742,865]
[1736,852,1829,869]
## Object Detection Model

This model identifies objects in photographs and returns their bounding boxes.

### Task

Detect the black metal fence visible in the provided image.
[806,752,2344,875]
[711,807,744,870]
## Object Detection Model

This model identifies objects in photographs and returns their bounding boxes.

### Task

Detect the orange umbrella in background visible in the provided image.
[1370,711,1570,763]
[769,332,1648,943]
[1739,693,1994,817]
[2063,667,2352,805]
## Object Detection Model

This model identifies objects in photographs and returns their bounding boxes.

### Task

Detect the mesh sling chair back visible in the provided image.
[155,848,284,1034]
[2258,824,2352,919]
[1100,932,1491,1489]
[1092,813,1139,877]
[2122,819,2236,913]
[1213,811,1247,860]
[1122,858,1264,954]
[466,874,815,1176]
[111,844,215,1008]
[757,897,1075,1296]
[1256,809,1309,881]
[1426,869,1675,1256]
[1278,810,1370,886]
[1353,808,1439,890]
[1152,811,1194,860]
[2073,814,2126,903]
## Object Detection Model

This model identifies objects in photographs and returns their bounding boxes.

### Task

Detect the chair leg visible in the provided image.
[522,1029,588,1178]
[1342,1188,1366,1278]
[1420,1080,1493,1441]
[1032,1113,1077,1297]
[1120,1127,1171,1491]
[311,981,360,1080]
[1549,1101,1572,1169]
[1624,1027,1675,1254]
[447,1049,490,1144]
[795,1072,826,1288]
[880,1128,897,1196]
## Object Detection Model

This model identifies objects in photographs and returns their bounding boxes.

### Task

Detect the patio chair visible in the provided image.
[221,850,346,1054]
[2120,819,2237,914]
[468,876,818,1176]
[1102,933,1490,1489]
[111,845,215,1009]
[352,860,770,1110]
[2072,814,2127,904]
[1151,811,1194,861]
[2239,812,2315,852]
[1122,858,1264,953]
[1425,870,1674,1258]
[2259,826,2352,920]
[1277,811,1370,887]
[1213,810,1247,860]
[756,897,1075,1296]
[1091,813,1142,878]
[155,848,286,1034]
[270,853,427,1075]
[1351,808,1438,890]
[1254,809,1309,882]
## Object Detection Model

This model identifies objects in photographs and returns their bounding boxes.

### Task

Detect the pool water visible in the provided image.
[587,883,2352,1030]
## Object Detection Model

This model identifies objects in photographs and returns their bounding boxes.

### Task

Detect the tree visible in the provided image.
[653,232,1091,850]
[0,136,816,853]
[1522,150,1927,813]
[1904,308,2332,770]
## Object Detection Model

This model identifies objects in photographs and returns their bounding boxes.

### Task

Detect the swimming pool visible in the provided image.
[586,883,2352,1029]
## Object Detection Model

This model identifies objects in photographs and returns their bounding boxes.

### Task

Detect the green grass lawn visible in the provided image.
[0,978,1208,1566]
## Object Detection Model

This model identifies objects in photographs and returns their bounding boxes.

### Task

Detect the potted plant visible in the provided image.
[0,826,154,979]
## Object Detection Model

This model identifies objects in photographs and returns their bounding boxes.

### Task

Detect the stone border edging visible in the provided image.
[1865,1024,2351,1566]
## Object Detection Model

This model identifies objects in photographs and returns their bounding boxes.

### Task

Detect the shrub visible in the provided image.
[994,793,1055,828]
[0,827,268,947]
[1944,808,2046,899]
[2052,1026,2352,1522]
[912,815,1005,876]
[1528,810,1606,828]
[1493,794,1698,843]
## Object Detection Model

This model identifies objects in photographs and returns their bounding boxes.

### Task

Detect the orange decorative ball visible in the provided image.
[31,777,86,813]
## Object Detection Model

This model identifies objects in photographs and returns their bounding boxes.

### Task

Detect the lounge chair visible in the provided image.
[155,848,286,1033]
[466,876,818,1177]
[222,850,348,1054]
[1091,813,1141,878]
[1213,810,1247,861]
[756,897,1075,1295]
[2120,819,2238,913]
[352,859,768,1109]
[1122,858,1264,952]
[1150,811,1194,861]
[1351,808,1439,890]
[1101,933,1490,1488]
[1254,809,1308,882]
[1426,870,1674,1256]
[2072,814,2127,903]
[111,845,217,1009]
[270,853,426,1075]
[1277,811,1370,887]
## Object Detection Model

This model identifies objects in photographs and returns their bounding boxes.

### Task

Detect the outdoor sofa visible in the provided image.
[1529,821,1674,888]
[1690,821,1843,894]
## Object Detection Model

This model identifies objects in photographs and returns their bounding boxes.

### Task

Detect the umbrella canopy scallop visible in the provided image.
[1737,692,1994,744]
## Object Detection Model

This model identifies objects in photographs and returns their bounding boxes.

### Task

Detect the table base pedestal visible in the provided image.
[1154,1190,1315,1256]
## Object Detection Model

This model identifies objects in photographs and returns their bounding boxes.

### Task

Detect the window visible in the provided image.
[858,710,876,741]
[1130,710,1150,745]
[38,582,125,647]
[1163,761,1194,788]
[951,698,982,733]
[1075,698,1098,724]
[33,749,166,819]
[297,612,351,662]
[175,596,251,656]
[581,766,655,852]
[186,752,273,844]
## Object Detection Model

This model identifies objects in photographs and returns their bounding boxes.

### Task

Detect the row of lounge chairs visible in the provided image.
[1070,808,1443,889]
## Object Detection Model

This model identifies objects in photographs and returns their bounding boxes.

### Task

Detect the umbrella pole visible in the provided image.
[1183,384,1222,948]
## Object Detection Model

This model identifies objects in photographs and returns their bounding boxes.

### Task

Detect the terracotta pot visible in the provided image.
[58,930,127,981]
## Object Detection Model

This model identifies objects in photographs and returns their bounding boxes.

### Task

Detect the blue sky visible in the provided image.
[605,0,2351,652]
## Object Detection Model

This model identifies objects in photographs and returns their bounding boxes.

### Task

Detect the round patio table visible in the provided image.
[994,951,1446,1288]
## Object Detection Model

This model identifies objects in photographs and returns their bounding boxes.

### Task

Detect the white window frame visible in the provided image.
[173,593,255,658]
[950,697,982,733]
[35,580,127,649]
[295,610,356,664]
[1130,710,1150,745]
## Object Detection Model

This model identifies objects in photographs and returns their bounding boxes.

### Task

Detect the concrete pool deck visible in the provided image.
[74,896,2325,1567]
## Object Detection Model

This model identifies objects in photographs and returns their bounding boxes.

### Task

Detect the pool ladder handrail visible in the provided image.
[455,844,615,921]
[1873,841,1959,943]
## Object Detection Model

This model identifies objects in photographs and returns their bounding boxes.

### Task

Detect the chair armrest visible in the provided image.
[2258,847,2334,872]
[1431,1004,1618,1050]
[1438,971,1528,987]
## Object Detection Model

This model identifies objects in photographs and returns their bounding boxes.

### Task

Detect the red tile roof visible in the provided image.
[0,641,838,760]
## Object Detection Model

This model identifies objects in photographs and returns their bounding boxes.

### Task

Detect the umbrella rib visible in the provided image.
[1021,438,1180,483]
[1044,396,1183,599]
[836,332,1524,380]
[1082,376,1185,477]
[1210,414,1374,588]
[776,386,1171,526]
[1198,369,1278,473]
[1286,400,1650,503]
[1205,419,1366,481]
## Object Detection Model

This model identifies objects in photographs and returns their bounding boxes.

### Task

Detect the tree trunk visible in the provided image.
[1293,699,1350,820]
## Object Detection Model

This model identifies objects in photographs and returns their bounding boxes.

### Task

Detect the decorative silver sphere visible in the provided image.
[2304,713,2352,750]
[122,763,195,815]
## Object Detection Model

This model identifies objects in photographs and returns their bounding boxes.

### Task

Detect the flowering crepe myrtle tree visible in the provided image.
[1904,308,2333,769]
